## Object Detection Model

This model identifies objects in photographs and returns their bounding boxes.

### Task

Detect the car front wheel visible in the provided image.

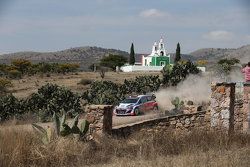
[134,108,139,116]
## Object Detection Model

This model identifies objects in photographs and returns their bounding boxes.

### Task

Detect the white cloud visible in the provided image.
[246,35,250,40]
[139,9,167,18]
[202,30,234,41]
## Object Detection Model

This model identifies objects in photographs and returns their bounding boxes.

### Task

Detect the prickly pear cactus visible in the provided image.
[26,83,82,122]
[171,97,184,110]
[82,75,161,105]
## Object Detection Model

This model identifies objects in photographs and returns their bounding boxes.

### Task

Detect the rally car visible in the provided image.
[113,94,158,116]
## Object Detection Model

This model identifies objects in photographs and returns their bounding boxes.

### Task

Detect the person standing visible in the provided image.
[242,62,250,82]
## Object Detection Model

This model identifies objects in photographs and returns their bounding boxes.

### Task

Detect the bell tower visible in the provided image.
[151,41,158,55]
[158,37,166,56]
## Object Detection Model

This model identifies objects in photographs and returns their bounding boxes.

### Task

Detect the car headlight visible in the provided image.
[128,105,134,109]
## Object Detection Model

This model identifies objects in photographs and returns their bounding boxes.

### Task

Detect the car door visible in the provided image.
[136,99,144,112]
[146,96,154,110]
[140,96,148,111]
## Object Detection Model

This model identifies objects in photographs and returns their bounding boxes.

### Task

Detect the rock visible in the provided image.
[86,114,96,123]
[170,120,177,125]
[211,99,219,107]
[216,86,225,94]
[221,109,230,119]
[187,101,194,105]
[176,122,182,128]
[184,118,191,125]
[197,106,203,111]
[183,110,190,114]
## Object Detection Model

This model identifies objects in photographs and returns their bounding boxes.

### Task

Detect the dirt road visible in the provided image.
[112,111,163,128]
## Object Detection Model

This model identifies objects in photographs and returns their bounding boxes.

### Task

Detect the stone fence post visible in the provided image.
[210,83,235,134]
[85,105,113,136]
[243,83,250,133]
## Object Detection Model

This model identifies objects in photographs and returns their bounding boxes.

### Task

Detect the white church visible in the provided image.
[121,38,171,72]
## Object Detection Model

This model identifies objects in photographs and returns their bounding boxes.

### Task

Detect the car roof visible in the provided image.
[126,94,154,99]
[137,95,152,98]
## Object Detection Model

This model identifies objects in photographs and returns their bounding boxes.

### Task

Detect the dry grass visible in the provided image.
[9,71,160,98]
[0,126,250,167]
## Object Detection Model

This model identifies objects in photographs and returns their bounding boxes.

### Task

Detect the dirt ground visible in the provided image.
[9,71,161,98]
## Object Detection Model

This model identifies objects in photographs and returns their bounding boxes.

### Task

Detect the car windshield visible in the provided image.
[121,98,139,104]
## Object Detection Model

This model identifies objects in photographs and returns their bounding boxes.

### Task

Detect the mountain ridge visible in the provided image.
[0,44,249,70]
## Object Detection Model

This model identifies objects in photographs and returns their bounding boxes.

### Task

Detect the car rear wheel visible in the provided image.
[153,106,158,112]
[134,108,139,116]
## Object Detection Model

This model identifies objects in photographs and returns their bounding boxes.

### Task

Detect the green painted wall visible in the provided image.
[151,56,170,66]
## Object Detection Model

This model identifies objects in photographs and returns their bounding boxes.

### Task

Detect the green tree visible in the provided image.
[216,58,240,78]
[100,54,127,70]
[174,43,181,63]
[129,43,135,65]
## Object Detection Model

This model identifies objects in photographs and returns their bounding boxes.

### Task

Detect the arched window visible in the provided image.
[160,51,164,56]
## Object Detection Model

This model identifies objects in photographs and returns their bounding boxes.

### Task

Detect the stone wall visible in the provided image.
[234,99,244,132]
[210,83,235,133]
[243,83,250,132]
[112,111,209,138]
[84,105,113,136]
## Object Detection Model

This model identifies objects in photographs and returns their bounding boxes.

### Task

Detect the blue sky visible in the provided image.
[0,0,250,54]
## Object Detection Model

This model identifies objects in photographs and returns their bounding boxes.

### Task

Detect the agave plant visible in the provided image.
[32,123,53,145]
[32,111,90,144]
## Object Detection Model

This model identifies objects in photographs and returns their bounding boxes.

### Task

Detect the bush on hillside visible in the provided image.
[8,69,22,79]
[78,79,93,85]
[0,77,12,94]
[0,60,81,78]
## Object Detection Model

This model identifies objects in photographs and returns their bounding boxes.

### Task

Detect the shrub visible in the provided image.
[0,61,80,78]
[11,59,31,74]
[8,69,22,79]
[78,79,93,85]
[0,64,8,77]
[0,77,12,93]
[58,63,80,74]
[0,95,22,122]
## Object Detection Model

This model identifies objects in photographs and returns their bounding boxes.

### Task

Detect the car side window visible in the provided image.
[147,96,152,101]
[137,99,142,104]
[141,97,147,103]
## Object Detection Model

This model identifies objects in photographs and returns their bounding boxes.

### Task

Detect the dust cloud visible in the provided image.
[155,69,244,110]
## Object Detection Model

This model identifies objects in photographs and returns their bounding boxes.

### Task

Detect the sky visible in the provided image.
[0,0,250,54]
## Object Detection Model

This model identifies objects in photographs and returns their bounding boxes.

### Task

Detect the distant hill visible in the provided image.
[189,45,250,63]
[0,44,249,70]
[0,46,129,70]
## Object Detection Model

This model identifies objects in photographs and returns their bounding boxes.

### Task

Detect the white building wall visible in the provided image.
[120,65,206,72]
[142,56,152,66]
[197,66,206,72]
[120,65,164,72]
